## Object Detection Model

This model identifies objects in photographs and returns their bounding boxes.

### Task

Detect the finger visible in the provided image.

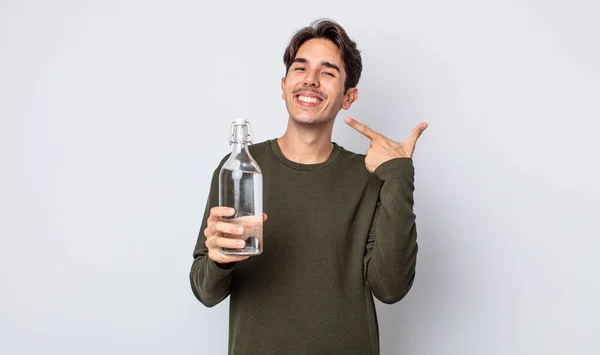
[344,117,379,140]
[214,236,247,249]
[408,122,428,145]
[208,206,236,223]
[263,213,268,222]
[214,221,245,235]
[204,226,216,238]
[205,234,246,250]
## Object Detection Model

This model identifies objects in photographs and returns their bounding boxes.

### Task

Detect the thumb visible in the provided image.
[409,122,428,145]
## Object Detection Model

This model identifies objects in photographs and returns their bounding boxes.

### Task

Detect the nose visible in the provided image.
[304,69,319,87]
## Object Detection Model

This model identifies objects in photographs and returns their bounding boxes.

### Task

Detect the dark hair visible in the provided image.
[283,19,362,92]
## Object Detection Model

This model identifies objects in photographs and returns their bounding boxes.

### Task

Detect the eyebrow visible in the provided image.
[292,57,341,72]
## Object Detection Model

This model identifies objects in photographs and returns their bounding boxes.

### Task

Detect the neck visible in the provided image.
[277,118,335,164]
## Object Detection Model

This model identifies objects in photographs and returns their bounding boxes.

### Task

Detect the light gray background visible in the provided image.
[1,1,599,354]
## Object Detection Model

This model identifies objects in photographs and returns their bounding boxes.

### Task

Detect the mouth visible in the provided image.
[294,93,324,108]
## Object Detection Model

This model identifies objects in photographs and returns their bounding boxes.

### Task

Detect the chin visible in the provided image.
[289,108,336,125]
[290,115,333,126]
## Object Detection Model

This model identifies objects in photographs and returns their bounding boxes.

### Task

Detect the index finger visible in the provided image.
[344,117,379,140]
[208,206,236,223]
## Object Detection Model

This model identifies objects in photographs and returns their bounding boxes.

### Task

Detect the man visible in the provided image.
[190,18,427,354]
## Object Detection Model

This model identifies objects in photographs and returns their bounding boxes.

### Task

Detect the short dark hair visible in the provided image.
[283,19,362,93]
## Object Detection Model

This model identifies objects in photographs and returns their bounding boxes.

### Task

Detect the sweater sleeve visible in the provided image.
[189,155,237,308]
[363,157,418,304]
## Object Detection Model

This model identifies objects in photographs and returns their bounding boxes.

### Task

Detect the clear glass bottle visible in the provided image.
[218,118,263,256]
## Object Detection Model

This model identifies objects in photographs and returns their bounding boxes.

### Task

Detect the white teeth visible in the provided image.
[298,96,320,104]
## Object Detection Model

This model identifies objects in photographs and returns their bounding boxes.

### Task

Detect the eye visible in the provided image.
[323,71,335,77]
[294,67,306,71]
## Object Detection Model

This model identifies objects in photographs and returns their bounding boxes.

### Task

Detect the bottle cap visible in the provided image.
[234,118,249,124]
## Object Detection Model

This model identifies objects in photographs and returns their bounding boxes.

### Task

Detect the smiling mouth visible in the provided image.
[295,94,324,107]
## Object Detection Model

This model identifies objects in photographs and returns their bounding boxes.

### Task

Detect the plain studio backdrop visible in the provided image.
[1,1,599,354]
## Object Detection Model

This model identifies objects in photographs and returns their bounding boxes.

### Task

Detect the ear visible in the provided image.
[281,77,286,100]
[342,88,358,110]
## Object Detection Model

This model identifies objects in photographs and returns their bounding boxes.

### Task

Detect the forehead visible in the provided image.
[295,38,343,67]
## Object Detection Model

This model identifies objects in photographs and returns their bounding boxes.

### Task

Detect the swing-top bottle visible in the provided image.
[218,118,263,256]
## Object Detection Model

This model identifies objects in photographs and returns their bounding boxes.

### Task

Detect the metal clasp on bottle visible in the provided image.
[229,120,254,145]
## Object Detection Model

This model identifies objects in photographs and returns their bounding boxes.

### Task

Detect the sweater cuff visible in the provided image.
[373,158,414,180]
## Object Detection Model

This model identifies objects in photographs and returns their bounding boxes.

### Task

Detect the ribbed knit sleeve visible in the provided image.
[189,156,236,307]
[363,157,418,304]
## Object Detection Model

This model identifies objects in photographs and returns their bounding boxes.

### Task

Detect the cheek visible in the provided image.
[327,88,346,106]
[282,80,296,95]
[324,82,344,97]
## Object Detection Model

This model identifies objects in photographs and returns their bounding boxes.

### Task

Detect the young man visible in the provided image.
[190,19,427,354]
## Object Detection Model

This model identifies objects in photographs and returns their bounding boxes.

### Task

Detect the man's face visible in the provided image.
[281,38,357,126]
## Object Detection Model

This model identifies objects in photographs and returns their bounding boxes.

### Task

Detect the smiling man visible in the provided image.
[190,18,428,355]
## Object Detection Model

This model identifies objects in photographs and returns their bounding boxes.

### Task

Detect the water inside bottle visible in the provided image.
[220,215,263,255]
[219,169,263,255]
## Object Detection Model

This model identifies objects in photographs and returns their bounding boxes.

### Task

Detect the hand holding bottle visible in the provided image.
[204,206,268,264]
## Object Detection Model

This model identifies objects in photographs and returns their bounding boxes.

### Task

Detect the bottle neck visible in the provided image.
[231,142,245,153]
[231,124,249,153]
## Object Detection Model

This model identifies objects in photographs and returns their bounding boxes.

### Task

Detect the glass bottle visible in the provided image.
[218,118,263,256]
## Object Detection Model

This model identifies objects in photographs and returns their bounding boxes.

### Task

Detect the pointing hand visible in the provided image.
[345,117,428,173]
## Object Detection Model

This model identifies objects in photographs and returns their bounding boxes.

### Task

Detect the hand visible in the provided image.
[345,117,428,173]
[204,206,268,264]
